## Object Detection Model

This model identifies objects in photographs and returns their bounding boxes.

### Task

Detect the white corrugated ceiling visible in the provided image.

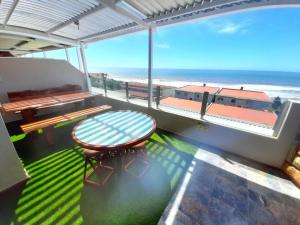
[0,0,299,52]
[7,0,101,32]
[53,8,135,39]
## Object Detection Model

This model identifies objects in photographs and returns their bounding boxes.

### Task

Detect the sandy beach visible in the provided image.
[109,75,300,101]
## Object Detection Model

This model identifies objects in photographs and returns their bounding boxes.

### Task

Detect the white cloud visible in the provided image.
[201,19,252,34]
[156,43,170,49]
[218,23,242,34]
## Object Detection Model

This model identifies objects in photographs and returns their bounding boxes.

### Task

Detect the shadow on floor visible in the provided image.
[1,120,197,225]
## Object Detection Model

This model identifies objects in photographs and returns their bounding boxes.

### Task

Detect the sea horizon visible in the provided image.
[91,68,300,99]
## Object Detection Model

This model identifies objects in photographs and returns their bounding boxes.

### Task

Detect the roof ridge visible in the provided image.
[220,87,267,94]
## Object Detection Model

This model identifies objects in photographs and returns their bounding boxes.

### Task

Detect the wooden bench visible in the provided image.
[21,105,112,145]
[21,105,112,133]
[5,84,83,122]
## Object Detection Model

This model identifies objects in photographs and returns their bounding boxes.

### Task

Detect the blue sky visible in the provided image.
[42,7,300,73]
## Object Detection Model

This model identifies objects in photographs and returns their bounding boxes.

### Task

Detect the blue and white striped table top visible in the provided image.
[72,110,156,150]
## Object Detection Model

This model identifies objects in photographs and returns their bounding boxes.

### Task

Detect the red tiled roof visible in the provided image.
[129,91,148,99]
[218,88,271,102]
[207,103,277,126]
[178,85,219,94]
[160,97,202,112]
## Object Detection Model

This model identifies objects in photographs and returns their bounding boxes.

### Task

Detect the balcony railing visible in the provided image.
[89,73,284,136]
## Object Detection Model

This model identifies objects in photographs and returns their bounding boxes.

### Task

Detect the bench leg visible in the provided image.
[21,109,36,122]
[74,101,83,110]
[44,127,55,146]
[85,97,96,107]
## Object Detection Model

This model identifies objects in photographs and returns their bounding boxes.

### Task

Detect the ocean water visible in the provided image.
[98,68,300,99]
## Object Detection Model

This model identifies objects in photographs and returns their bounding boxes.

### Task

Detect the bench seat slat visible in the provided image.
[21,105,112,133]
[64,105,111,120]
[21,116,67,133]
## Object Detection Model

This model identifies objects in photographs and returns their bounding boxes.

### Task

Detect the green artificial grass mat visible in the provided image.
[1,121,197,225]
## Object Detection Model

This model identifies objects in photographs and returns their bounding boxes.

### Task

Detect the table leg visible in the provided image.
[111,149,124,176]
[115,156,123,175]
[21,109,36,122]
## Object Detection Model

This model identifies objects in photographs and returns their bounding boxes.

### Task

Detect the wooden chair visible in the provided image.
[123,141,150,178]
[83,149,114,186]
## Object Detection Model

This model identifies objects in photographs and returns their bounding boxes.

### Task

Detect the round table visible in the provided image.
[72,110,156,151]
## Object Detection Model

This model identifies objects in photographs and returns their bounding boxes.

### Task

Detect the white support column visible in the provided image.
[79,44,91,91]
[65,48,70,62]
[76,46,83,72]
[147,27,153,108]
[43,51,47,58]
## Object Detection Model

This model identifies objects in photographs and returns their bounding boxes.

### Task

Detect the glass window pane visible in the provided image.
[46,49,66,60]
[85,31,148,102]
[23,53,33,58]
[32,52,44,58]
[68,47,80,69]
[152,8,300,131]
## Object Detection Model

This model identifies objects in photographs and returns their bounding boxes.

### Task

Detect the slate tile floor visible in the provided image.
[158,146,300,225]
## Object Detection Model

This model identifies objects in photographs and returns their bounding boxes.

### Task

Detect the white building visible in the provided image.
[175,85,219,104]
[215,88,272,110]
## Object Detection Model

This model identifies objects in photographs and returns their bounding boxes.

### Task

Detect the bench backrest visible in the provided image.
[7,84,82,102]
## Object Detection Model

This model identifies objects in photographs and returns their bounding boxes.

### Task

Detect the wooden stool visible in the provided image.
[123,141,150,178]
[83,149,114,186]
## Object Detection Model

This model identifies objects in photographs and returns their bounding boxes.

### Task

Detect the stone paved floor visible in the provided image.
[158,145,300,225]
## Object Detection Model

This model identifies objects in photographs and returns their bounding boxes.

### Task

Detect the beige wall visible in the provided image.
[0,113,28,192]
[0,58,87,122]
[96,96,300,168]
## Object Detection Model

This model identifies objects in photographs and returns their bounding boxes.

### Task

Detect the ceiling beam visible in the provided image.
[0,25,78,46]
[118,1,148,20]
[0,34,33,41]
[81,25,145,43]
[5,50,31,54]
[0,48,39,52]
[147,0,300,27]
[146,0,240,23]
[78,21,144,42]
[98,0,149,28]
[3,0,19,27]
[0,38,64,52]
[46,3,106,34]
[0,34,64,53]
